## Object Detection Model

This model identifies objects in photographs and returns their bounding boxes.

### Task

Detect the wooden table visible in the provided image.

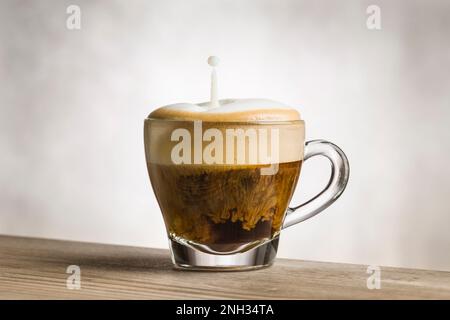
[0,235,449,299]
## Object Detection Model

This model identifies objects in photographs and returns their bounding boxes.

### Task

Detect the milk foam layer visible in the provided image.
[144,120,305,165]
[148,99,301,122]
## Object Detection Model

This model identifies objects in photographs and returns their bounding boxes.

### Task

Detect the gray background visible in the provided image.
[1,0,450,271]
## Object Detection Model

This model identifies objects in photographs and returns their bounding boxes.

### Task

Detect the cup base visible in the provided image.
[169,236,279,271]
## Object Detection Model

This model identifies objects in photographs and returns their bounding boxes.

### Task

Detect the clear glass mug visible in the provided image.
[144,118,349,270]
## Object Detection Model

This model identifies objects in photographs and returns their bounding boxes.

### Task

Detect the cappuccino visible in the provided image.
[143,57,349,268]
[145,100,304,253]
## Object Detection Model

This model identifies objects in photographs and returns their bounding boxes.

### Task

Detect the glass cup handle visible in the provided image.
[282,140,350,229]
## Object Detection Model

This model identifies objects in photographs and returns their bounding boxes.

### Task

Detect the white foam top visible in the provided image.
[148,98,301,122]
[148,57,301,122]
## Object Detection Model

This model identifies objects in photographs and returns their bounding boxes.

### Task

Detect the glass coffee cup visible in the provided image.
[144,98,349,270]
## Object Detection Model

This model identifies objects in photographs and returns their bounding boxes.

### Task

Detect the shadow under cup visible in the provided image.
[144,119,305,270]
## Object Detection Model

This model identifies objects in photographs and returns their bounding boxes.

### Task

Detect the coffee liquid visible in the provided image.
[148,161,302,253]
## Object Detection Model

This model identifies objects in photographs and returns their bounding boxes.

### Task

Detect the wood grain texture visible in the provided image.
[0,235,449,300]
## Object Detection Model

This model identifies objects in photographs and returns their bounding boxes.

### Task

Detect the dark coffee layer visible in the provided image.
[148,161,302,252]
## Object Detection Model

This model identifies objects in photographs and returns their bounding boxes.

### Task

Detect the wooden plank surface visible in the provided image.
[0,235,449,299]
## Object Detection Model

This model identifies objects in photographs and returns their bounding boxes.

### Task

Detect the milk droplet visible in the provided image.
[208,56,220,67]
[208,56,219,108]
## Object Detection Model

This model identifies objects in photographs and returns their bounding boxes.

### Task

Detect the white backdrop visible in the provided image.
[1,0,450,271]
